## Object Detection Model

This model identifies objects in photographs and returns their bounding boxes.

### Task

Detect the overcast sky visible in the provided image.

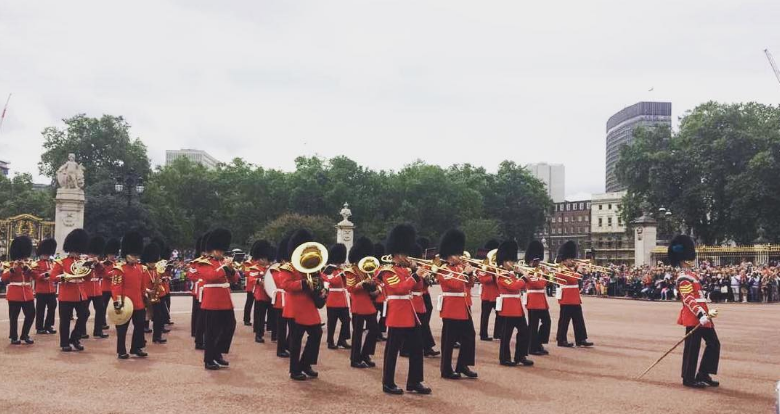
[1,0,778,199]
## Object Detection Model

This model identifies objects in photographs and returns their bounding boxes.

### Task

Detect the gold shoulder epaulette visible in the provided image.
[269,263,280,271]
[192,256,211,265]
[113,262,124,272]
[280,263,294,272]
[377,264,396,275]
[55,258,64,266]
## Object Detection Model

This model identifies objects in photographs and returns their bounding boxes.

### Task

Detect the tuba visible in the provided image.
[356,256,380,294]
[291,242,329,309]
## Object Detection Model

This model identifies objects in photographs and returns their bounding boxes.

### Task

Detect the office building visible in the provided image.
[526,163,565,203]
[590,191,634,265]
[605,102,671,192]
[546,199,592,260]
[0,160,8,176]
[165,149,220,170]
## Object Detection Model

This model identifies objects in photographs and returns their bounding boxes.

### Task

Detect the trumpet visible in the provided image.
[574,259,614,273]
[539,262,582,280]
[1,259,38,272]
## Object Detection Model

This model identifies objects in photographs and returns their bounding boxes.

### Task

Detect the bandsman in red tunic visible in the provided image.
[433,229,478,380]
[554,240,593,348]
[478,239,501,341]
[324,243,351,350]
[100,239,121,333]
[494,240,533,366]
[189,233,211,349]
[2,236,37,345]
[401,243,440,358]
[49,228,91,352]
[522,240,551,356]
[415,237,439,356]
[242,244,258,327]
[34,238,58,335]
[379,224,431,395]
[84,236,109,339]
[111,231,148,359]
[245,239,274,343]
[151,238,173,328]
[273,235,292,357]
[345,237,380,369]
[196,228,239,370]
[373,242,387,341]
[141,243,167,345]
[281,229,325,381]
[669,235,720,388]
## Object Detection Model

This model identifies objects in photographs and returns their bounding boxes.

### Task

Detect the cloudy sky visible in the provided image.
[1,0,778,198]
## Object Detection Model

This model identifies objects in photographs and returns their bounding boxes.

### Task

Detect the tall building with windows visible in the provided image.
[544,199,591,260]
[0,160,9,176]
[590,191,634,265]
[165,149,220,170]
[605,101,671,192]
[526,162,565,203]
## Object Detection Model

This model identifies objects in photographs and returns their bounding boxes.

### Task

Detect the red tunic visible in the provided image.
[197,258,238,311]
[437,265,473,320]
[2,264,35,302]
[325,269,349,309]
[101,259,115,292]
[50,257,89,302]
[377,265,417,328]
[496,275,526,317]
[524,274,549,310]
[676,271,712,328]
[110,262,147,310]
[271,265,286,310]
[280,267,321,326]
[34,259,57,295]
[556,268,581,306]
[84,257,106,298]
[246,262,271,302]
[187,257,207,300]
[244,263,258,293]
[478,271,499,301]
[345,268,376,316]
[278,265,296,318]
[410,273,426,314]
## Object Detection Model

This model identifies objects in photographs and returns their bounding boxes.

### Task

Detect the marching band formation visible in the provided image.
[1,225,720,393]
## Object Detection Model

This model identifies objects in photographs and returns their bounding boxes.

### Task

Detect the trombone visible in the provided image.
[574,259,614,273]
[514,264,566,286]
[380,254,473,283]
[539,262,582,280]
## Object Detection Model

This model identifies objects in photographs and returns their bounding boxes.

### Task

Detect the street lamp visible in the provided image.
[115,170,145,207]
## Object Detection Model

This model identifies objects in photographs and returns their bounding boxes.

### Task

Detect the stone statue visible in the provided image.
[56,153,85,190]
[339,202,352,222]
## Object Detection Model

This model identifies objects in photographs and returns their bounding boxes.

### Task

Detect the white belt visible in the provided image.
[329,288,351,311]
[560,285,579,289]
[90,278,101,282]
[527,289,545,293]
[437,292,467,312]
[329,288,346,292]
[383,294,412,316]
[695,298,707,303]
[411,292,424,296]
[272,289,286,306]
[9,282,32,286]
[200,283,230,302]
[496,293,522,311]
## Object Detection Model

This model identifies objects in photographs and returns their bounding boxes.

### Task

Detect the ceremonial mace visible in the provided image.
[636,309,719,380]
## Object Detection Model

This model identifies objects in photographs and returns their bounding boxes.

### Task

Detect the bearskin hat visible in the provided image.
[276,235,292,262]
[88,236,105,256]
[251,240,273,260]
[374,242,385,257]
[200,232,212,254]
[37,238,57,257]
[161,245,172,261]
[483,239,500,251]
[205,228,232,252]
[556,240,578,262]
[348,237,373,263]
[141,243,161,264]
[103,238,120,257]
[410,243,423,259]
[416,237,430,250]
[121,231,144,258]
[668,235,696,267]
[194,235,204,257]
[524,240,545,264]
[151,236,165,251]
[9,236,33,260]
[287,229,314,257]
[386,224,416,256]
[328,243,347,265]
[63,228,89,253]
[496,240,518,265]
[438,229,466,258]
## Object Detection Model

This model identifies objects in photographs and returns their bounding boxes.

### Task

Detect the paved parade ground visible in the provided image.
[0,291,777,414]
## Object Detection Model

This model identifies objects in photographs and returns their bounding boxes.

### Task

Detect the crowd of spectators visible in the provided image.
[579,261,780,303]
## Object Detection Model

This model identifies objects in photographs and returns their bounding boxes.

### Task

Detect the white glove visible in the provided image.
[699,315,710,325]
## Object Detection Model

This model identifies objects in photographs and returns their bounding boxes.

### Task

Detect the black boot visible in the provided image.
[406,382,432,394]
[696,373,719,387]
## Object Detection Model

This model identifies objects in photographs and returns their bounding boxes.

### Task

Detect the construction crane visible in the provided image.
[765,49,780,86]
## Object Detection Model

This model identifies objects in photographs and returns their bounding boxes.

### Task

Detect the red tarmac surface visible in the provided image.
[0,290,777,414]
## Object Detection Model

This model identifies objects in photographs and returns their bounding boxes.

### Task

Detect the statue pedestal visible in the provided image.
[55,188,85,255]
[632,214,657,267]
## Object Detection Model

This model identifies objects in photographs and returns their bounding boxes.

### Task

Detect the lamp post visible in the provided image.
[114,170,145,207]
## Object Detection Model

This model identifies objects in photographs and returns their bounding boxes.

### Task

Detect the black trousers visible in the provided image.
[191,297,199,337]
[326,307,351,344]
[253,300,271,338]
[116,309,146,355]
[527,309,551,352]
[59,301,88,347]
[480,300,503,339]
[79,299,91,338]
[277,315,292,354]
[101,292,113,328]
[195,301,207,347]
[9,301,35,340]
[289,322,322,374]
[375,303,386,333]
[268,307,279,340]
[422,294,436,348]
[500,316,530,362]
[556,305,588,344]
[203,309,236,363]
[682,326,720,382]
[35,293,57,330]
[441,318,476,375]
[351,313,379,363]
[162,295,172,323]
[87,295,106,335]
[383,326,424,387]
[243,292,254,324]
[152,302,166,340]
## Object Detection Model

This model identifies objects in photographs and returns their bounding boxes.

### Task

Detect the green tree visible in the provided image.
[460,218,501,253]
[252,213,336,246]
[0,174,54,219]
